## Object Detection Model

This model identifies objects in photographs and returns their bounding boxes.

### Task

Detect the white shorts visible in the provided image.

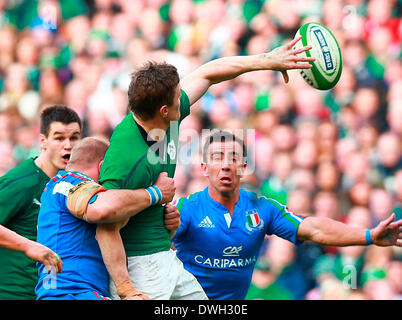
[109,249,207,300]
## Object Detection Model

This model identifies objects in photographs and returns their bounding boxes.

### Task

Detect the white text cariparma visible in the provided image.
[194,255,257,269]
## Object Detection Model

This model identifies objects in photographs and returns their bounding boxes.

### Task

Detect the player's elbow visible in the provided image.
[86,204,114,223]
[297,217,326,243]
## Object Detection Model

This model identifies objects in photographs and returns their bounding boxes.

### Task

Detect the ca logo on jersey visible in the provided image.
[223,246,242,257]
[245,209,264,232]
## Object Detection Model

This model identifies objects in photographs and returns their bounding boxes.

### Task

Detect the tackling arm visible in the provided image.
[67,171,175,223]
[96,222,150,300]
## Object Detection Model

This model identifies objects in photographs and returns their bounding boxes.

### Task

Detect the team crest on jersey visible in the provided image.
[245,209,264,232]
[167,140,176,160]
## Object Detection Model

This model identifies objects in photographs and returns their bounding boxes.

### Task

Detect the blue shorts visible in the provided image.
[40,290,111,300]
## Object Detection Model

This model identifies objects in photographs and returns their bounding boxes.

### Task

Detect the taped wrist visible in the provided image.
[67,181,106,220]
[145,185,163,205]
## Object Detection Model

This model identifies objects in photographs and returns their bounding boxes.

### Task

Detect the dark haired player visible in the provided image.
[0,105,81,299]
[171,131,402,300]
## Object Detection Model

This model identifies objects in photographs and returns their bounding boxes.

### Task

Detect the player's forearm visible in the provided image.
[193,55,270,84]
[87,189,150,223]
[0,225,33,253]
[297,217,368,246]
[182,54,278,105]
[96,223,132,289]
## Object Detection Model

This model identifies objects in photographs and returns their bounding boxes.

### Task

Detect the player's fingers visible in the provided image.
[165,218,180,226]
[292,45,312,55]
[391,216,402,227]
[389,221,402,230]
[292,55,316,63]
[383,213,395,227]
[292,63,313,69]
[165,210,180,218]
[281,71,289,83]
[287,35,303,49]
[165,212,180,222]
[165,204,178,213]
[56,256,63,273]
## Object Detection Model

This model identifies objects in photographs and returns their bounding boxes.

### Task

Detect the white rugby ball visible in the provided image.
[293,23,342,90]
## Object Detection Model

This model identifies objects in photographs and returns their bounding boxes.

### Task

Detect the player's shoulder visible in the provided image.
[0,158,44,192]
[240,189,283,210]
[173,189,204,210]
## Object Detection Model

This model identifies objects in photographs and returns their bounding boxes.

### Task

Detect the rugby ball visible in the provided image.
[293,23,342,90]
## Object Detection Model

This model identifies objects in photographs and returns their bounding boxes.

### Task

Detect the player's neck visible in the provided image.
[133,113,168,141]
[34,153,59,178]
[209,186,240,216]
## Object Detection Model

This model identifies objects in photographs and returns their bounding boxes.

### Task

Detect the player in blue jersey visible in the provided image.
[35,137,177,300]
[171,130,402,300]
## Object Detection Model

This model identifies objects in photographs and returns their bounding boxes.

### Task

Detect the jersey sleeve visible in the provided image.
[99,147,151,190]
[179,90,191,123]
[0,178,32,225]
[263,198,306,245]
[171,197,189,241]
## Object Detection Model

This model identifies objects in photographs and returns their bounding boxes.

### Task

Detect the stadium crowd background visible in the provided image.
[0,0,401,300]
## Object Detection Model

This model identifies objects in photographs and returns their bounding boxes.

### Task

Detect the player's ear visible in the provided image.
[160,105,168,119]
[39,133,48,150]
[236,163,247,176]
[201,162,209,177]
[98,160,104,173]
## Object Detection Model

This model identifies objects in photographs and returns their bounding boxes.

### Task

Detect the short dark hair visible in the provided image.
[127,61,180,120]
[202,130,247,163]
[40,105,82,137]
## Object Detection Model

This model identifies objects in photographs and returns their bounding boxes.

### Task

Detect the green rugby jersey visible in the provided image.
[0,157,49,300]
[99,90,191,257]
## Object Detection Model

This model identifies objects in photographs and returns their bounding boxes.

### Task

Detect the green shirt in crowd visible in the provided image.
[0,157,49,300]
[99,90,191,257]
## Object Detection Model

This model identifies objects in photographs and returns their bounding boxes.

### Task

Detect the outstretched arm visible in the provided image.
[0,225,62,273]
[181,36,315,106]
[297,213,402,247]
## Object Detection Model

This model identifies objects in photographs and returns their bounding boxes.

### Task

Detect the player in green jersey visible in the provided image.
[0,106,81,299]
[97,36,316,300]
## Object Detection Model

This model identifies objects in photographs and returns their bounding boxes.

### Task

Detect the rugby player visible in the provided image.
[0,106,81,299]
[35,137,177,300]
[171,130,402,300]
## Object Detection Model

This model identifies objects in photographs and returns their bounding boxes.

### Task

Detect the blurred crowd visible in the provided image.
[0,0,401,300]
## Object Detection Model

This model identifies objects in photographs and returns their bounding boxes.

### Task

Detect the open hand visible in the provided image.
[25,242,63,273]
[264,35,316,83]
[370,213,402,247]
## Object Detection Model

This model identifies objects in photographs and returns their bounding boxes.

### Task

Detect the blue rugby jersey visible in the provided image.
[172,187,306,300]
[35,170,109,300]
